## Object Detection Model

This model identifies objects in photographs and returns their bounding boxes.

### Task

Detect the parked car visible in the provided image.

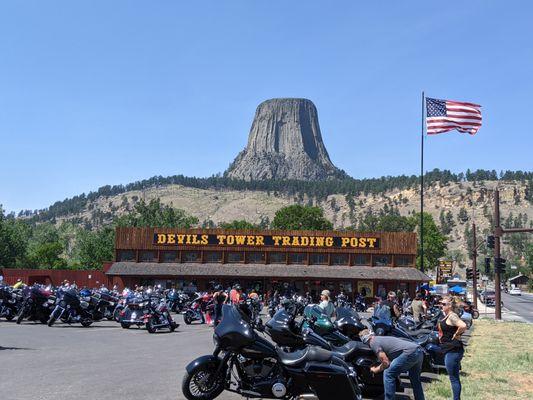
[509,287,522,296]
[481,290,496,306]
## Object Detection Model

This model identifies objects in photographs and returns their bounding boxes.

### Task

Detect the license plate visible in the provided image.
[48,299,55,304]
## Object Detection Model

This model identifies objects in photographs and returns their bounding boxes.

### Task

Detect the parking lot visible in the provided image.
[1,313,448,400]
[0,315,241,400]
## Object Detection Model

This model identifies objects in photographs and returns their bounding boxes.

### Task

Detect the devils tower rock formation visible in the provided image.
[225,98,346,181]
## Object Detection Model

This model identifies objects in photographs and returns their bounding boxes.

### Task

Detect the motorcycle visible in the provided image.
[47,288,96,327]
[354,295,367,313]
[182,303,362,400]
[266,304,390,396]
[16,284,56,324]
[143,295,179,333]
[0,285,22,321]
[119,295,150,329]
[166,289,190,313]
[183,294,209,325]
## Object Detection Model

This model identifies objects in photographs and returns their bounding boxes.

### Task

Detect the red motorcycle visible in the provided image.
[182,293,213,325]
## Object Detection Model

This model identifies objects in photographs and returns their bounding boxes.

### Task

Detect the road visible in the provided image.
[502,291,533,323]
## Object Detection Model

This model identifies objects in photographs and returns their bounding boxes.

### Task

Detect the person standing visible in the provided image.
[359,329,425,400]
[212,285,228,327]
[318,289,335,318]
[229,284,242,304]
[438,296,467,400]
[411,292,427,323]
[374,291,401,323]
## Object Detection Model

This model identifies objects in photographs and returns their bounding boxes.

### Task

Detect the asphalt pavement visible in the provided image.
[502,291,533,323]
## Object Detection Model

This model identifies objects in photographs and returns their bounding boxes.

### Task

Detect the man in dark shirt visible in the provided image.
[359,329,425,400]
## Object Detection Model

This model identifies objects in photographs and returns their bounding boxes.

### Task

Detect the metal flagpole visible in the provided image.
[420,91,425,272]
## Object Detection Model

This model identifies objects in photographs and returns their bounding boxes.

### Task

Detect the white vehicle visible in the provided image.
[509,287,522,296]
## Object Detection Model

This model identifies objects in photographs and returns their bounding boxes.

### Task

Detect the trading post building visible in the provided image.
[105,227,429,300]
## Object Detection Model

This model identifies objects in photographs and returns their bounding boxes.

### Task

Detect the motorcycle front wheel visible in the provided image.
[472,310,480,319]
[181,363,225,400]
[16,307,26,324]
[81,319,93,327]
[146,317,157,334]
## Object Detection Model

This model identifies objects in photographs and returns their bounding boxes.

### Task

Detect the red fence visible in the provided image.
[1,268,111,288]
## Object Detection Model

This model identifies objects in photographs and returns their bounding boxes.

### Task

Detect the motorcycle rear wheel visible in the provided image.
[81,319,93,327]
[121,321,131,329]
[184,314,192,325]
[181,363,225,400]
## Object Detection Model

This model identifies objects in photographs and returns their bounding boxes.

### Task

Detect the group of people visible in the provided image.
[365,290,467,400]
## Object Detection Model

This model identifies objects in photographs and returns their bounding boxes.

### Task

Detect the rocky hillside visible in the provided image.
[52,179,532,260]
[225,98,346,180]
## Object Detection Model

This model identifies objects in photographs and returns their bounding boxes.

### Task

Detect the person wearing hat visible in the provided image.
[359,329,425,400]
[318,289,335,318]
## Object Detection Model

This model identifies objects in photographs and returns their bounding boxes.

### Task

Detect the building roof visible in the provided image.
[106,262,430,282]
[508,273,528,282]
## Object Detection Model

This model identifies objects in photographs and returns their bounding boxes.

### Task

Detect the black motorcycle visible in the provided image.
[119,295,150,329]
[16,285,56,324]
[166,289,190,313]
[143,296,179,333]
[267,304,391,396]
[0,285,22,321]
[47,288,96,327]
[182,304,362,400]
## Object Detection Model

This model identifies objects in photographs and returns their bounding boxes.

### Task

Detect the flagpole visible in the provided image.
[420,91,425,272]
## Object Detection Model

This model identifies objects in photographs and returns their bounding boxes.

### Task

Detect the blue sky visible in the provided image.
[1,1,532,212]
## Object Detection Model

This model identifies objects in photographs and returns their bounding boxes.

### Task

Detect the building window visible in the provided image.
[205,251,222,263]
[161,251,178,263]
[227,252,244,263]
[269,252,286,264]
[183,251,201,262]
[373,255,390,267]
[309,253,328,265]
[118,250,135,262]
[395,256,413,267]
[289,253,307,264]
[247,252,265,263]
[353,254,370,265]
[331,254,349,265]
[140,251,156,262]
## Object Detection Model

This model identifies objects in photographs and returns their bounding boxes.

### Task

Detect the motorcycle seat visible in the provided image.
[277,346,331,366]
[404,328,433,337]
[414,335,430,346]
[331,341,374,360]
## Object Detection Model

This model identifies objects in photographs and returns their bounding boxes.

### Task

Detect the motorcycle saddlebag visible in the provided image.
[304,361,358,400]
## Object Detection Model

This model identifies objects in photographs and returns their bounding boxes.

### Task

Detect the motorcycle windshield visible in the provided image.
[214,304,255,349]
[303,304,328,319]
[336,307,360,321]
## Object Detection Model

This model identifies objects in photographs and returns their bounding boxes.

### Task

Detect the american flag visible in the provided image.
[426,97,482,135]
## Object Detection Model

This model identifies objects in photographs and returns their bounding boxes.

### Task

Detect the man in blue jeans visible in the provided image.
[359,329,425,400]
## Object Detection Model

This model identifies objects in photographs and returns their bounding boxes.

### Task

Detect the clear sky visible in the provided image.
[1,1,532,213]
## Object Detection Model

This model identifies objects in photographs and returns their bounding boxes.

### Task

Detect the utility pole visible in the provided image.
[492,188,532,321]
[494,189,502,320]
[472,222,478,309]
